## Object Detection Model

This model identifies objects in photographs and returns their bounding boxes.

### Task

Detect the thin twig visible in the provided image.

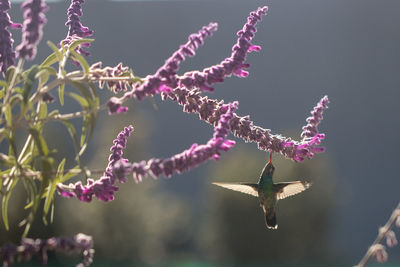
[355,202,400,267]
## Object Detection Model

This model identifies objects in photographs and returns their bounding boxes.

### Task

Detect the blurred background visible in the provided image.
[2,0,400,266]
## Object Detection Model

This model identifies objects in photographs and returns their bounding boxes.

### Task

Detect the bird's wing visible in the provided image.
[275,181,312,200]
[212,182,259,197]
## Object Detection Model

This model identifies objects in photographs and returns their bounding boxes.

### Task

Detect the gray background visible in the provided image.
[3,0,400,266]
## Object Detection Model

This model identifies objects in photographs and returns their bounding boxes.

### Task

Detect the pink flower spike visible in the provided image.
[178,6,268,91]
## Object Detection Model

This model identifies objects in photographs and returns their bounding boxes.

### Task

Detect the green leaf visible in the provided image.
[38,102,47,120]
[68,38,94,51]
[59,120,79,154]
[67,92,89,108]
[43,158,65,216]
[88,82,100,106]
[0,80,7,89]
[22,65,39,104]
[58,83,65,106]
[46,41,62,62]
[40,52,58,68]
[70,50,90,73]
[5,66,16,84]
[60,165,81,183]
[22,177,37,210]
[39,66,57,76]
[4,105,12,127]
[80,117,90,148]
[9,93,23,106]
[48,109,59,118]
[28,127,49,156]
[2,178,19,230]
[69,81,94,107]
[35,69,49,87]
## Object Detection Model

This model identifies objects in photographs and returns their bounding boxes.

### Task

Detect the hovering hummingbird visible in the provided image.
[213,154,312,229]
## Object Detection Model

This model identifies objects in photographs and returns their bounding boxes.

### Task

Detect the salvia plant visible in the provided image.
[0,0,391,266]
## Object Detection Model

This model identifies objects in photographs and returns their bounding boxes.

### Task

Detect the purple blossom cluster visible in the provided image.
[57,126,134,202]
[107,22,218,114]
[0,233,94,267]
[163,87,328,162]
[301,95,329,139]
[57,103,237,202]
[129,101,237,182]
[178,6,268,91]
[106,7,268,115]
[61,0,93,56]
[0,0,21,74]
[15,0,48,61]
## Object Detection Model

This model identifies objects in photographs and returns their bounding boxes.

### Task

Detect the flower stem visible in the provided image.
[355,202,400,267]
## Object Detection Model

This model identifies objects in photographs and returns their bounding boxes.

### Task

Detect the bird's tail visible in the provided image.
[265,212,278,229]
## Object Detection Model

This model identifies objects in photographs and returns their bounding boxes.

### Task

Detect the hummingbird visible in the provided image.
[212,154,312,229]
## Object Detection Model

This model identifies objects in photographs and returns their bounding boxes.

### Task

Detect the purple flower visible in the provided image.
[178,6,268,91]
[163,87,328,162]
[301,95,329,139]
[107,97,128,115]
[106,22,218,114]
[61,0,93,57]
[113,102,237,182]
[15,0,48,61]
[0,234,94,267]
[57,126,134,202]
[0,0,21,74]
[58,103,236,201]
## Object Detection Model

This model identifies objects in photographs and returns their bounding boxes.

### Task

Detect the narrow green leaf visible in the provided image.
[67,92,89,108]
[87,113,97,146]
[5,66,16,84]
[2,178,19,230]
[35,69,50,87]
[9,93,23,106]
[28,127,49,156]
[80,116,89,148]
[48,109,59,118]
[43,158,65,215]
[68,38,94,51]
[0,80,7,88]
[58,83,65,106]
[69,81,94,107]
[60,165,81,183]
[59,120,79,154]
[38,102,47,120]
[46,41,62,62]
[22,65,39,104]
[22,177,37,210]
[4,104,12,127]
[40,52,58,68]
[39,66,57,76]
[7,134,18,159]
[70,50,89,74]
[88,82,99,106]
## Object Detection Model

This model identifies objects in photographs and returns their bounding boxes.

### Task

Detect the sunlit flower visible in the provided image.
[15,0,48,61]
[0,0,21,74]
